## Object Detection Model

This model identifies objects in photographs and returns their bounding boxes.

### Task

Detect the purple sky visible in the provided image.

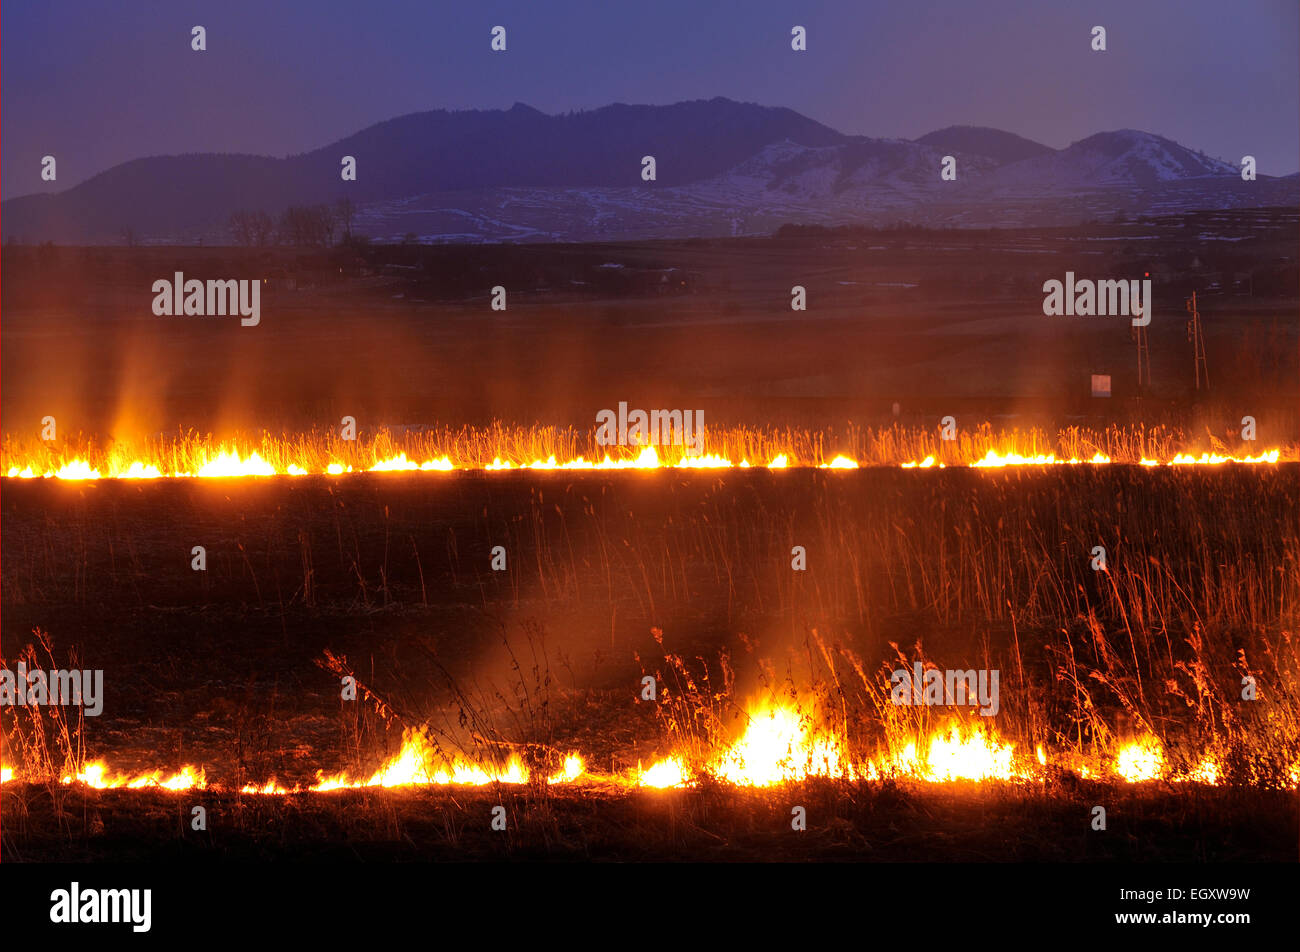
[3,0,1297,195]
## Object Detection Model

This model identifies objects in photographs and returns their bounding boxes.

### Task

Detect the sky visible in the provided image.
[3,0,1297,195]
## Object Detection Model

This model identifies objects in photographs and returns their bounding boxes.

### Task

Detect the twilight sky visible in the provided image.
[3,0,1297,196]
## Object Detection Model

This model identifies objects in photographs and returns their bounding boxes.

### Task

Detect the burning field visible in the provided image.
[3,427,1298,861]
[7,4,1300,938]
[0,422,1287,479]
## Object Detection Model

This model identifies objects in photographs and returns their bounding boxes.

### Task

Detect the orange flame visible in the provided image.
[2,437,1285,481]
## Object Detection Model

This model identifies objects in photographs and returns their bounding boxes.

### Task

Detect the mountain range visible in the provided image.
[4,97,1294,244]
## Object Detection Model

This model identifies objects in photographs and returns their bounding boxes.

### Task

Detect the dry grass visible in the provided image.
[2,421,1293,475]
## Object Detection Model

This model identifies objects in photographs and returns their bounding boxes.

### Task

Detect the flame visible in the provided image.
[117,461,163,479]
[61,762,206,791]
[968,450,1109,467]
[369,453,421,472]
[711,705,851,786]
[548,754,586,785]
[973,451,1060,468]
[637,714,1030,788]
[11,726,1292,795]
[1115,737,1164,782]
[302,729,581,792]
[871,722,1025,782]
[196,450,276,478]
[636,757,691,789]
[820,455,859,469]
[1,426,1286,482]
[54,460,101,480]
[372,452,457,473]
[902,455,940,469]
[676,453,734,469]
[917,724,1023,781]
[1169,450,1279,465]
[1181,756,1221,785]
[241,779,294,795]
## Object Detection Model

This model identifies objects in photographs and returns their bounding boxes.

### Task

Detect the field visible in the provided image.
[2,220,1298,862]
[3,464,1297,860]
[2,213,1296,437]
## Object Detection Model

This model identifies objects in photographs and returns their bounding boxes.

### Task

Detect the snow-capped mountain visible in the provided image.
[984,129,1240,189]
[2,99,1290,244]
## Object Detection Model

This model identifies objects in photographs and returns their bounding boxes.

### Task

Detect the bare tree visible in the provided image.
[335,197,356,240]
[250,211,274,247]
[278,204,337,248]
[230,210,277,247]
[229,210,255,246]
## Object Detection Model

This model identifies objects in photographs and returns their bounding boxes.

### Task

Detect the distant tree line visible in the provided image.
[228,198,357,248]
[775,221,963,238]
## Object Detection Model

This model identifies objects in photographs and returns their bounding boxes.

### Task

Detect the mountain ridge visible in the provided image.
[3,97,1287,244]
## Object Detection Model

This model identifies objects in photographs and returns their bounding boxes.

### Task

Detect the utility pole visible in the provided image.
[1132,320,1151,389]
[1186,291,1208,390]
